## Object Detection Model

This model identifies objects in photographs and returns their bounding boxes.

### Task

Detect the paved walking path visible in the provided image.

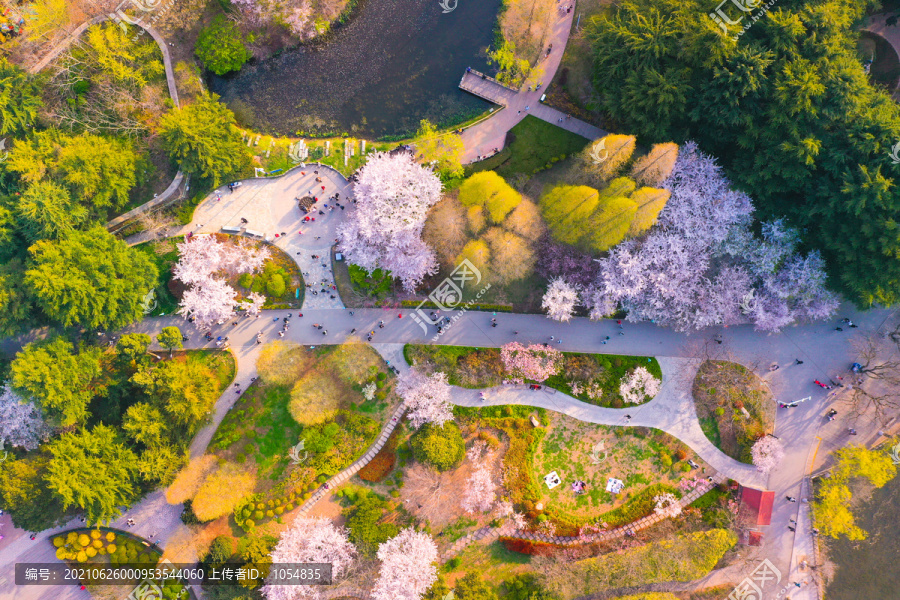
[442,473,726,559]
[4,169,896,600]
[26,13,188,233]
[458,3,605,162]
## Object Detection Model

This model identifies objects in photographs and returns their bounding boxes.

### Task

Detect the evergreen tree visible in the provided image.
[25,226,158,331]
[159,94,250,186]
[10,337,101,427]
[45,424,139,525]
[0,59,42,135]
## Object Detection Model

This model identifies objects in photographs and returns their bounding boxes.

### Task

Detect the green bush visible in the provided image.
[410,421,466,471]
[194,17,252,76]
[348,265,393,298]
[558,529,737,596]
[206,536,236,564]
[239,273,253,288]
[267,274,286,297]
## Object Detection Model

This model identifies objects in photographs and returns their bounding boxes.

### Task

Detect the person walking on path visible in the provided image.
[786,496,797,502]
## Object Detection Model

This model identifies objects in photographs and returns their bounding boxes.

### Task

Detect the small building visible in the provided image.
[739,486,774,526]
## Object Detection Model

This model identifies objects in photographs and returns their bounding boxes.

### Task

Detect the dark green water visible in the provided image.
[825,475,900,599]
[209,0,500,138]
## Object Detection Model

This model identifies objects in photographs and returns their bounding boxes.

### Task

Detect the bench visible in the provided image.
[244,229,264,238]
[221,226,242,234]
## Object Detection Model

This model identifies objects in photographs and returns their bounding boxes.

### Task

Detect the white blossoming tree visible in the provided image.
[243,292,266,316]
[0,383,49,450]
[461,442,496,513]
[337,152,443,292]
[398,370,453,429]
[177,277,238,326]
[262,517,357,600]
[619,366,661,404]
[541,277,579,322]
[751,436,785,475]
[173,235,270,326]
[370,528,438,600]
[653,493,682,518]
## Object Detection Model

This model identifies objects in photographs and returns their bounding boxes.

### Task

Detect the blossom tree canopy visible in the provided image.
[461,441,496,513]
[751,436,785,475]
[173,234,270,327]
[500,342,563,383]
[338,152,443,292]
[542,277,579,322]
[398,370,454,429]
[587,142,837,332]
[243,292,266,316]
[371,528,438,600]
[262,517,357,600]
[177,277,238,326]
[619,366,661,404]
[653,493,682,518]
[0,383,49,450]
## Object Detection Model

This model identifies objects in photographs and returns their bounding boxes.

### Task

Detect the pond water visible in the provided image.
[209,0,500,139]
[825,474,900,599]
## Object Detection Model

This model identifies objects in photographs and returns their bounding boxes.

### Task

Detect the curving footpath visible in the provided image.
[26,14,186,232]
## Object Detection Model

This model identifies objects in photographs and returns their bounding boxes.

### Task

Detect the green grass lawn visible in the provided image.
[211,381,303,481]
[692,361,772,464]
[466,116,590,180]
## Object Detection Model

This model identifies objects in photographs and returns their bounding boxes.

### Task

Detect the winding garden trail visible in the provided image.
[457,3,605,162]
[26,13,187,232]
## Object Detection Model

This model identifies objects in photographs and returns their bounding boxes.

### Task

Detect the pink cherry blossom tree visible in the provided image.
[397,370,453,429]
[542,277,579,322]
[590,142,836,332]
[0,383,49,450]
[750,436,785,475]
[619,366,661,404]
[500,342,563,383]
[461,441,496,513]
[262,517,357,600]
[337,152,443,292]
[371,528,438,600]
[461,463,496,513]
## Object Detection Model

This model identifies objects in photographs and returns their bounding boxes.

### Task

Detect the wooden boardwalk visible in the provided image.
[459,70,518,105]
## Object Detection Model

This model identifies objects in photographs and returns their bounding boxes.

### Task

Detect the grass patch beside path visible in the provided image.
[543,528,737,599]
[466,116,590,180]
[692,360,773,464]
[405,344,661,407]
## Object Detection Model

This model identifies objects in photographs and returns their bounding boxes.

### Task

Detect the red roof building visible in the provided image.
[739,486,774,526]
